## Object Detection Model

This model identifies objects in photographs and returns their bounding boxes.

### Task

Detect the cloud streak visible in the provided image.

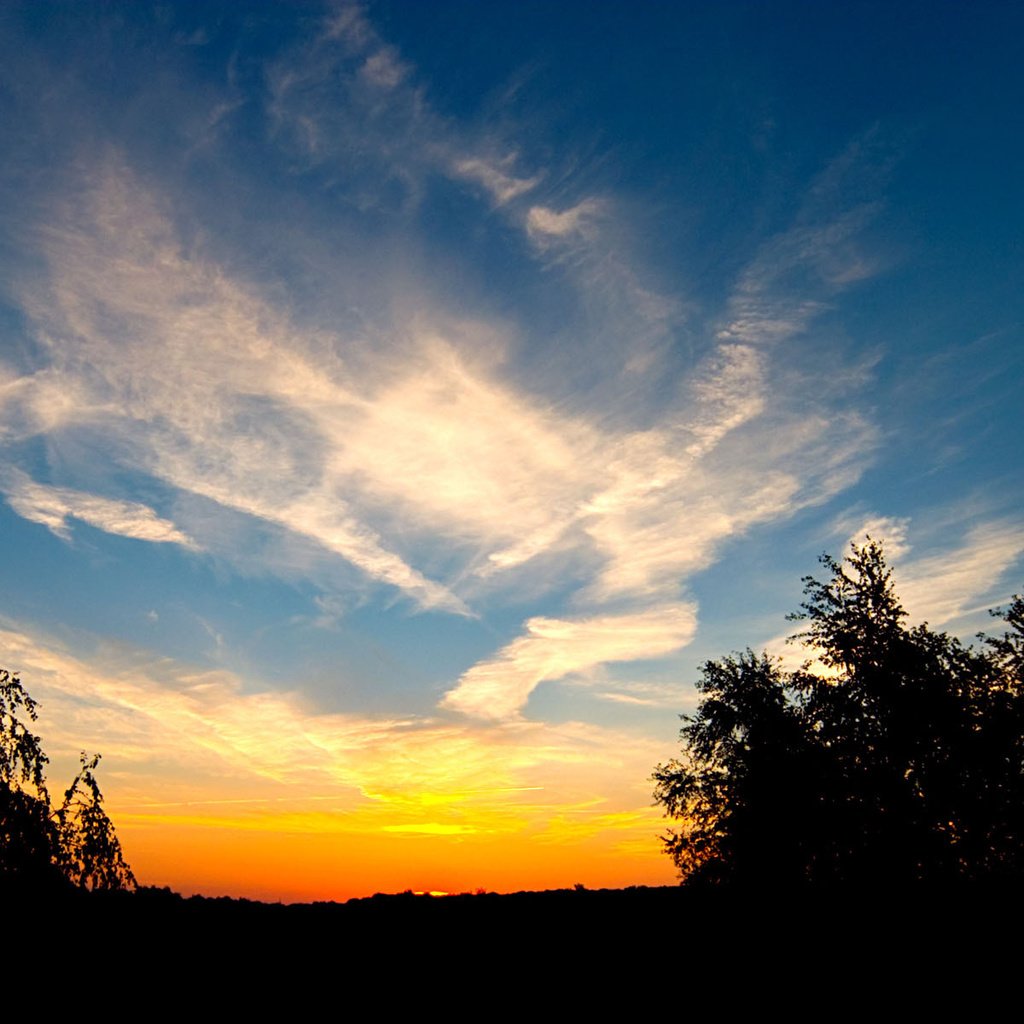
[1,469,195,548]
[442,603,697,720]
[897,521,1024,627]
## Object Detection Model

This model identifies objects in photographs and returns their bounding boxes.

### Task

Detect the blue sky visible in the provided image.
[0,1,1021,899]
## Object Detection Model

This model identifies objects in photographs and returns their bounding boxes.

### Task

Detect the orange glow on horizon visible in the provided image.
[116,808,679,903]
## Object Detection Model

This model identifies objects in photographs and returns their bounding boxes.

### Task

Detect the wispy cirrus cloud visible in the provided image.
[843,514,912,561]
[1,468,195,549]
[717,136,890,347]
[451,157,541,206]
[2,4,894,729]
[526,199,603,245]
[7,151,878,628]
[267,0,541,215]
[591,680,701,710]
[12,159,469,615]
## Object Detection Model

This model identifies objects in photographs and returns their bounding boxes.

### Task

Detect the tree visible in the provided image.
[653,541,1024,886]
[56,753,136,891]
[0,667,61,889]
[0,668,135,893]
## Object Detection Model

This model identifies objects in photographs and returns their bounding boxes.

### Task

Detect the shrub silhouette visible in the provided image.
[0,668,135,893]
[653,541,1024,885]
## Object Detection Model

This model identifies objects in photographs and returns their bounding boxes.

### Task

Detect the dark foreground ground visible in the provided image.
[19,879,1022,937]
[15,881,1021,1000]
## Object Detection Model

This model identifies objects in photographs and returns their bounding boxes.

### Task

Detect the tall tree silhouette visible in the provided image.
[0,668,62,888]
[653,542,1024,885]
[0,668,135,892]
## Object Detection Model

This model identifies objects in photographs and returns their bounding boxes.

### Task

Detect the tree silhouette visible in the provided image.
[653,541,1024,886]
[0,668,135,893]
[56,753,136,891]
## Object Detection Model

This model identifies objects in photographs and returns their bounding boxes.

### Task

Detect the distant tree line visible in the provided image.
[654,541,1024,886]
[0,668,135,894]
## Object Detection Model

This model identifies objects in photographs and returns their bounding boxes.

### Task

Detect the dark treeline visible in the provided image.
[15,880,1020,977]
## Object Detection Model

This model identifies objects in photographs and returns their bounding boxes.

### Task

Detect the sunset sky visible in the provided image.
[1,1,1021,902]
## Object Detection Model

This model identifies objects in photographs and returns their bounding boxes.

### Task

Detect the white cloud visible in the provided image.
[526,199,602,243]
[16,160,468,615]
[591,679,700,710]
[441,603,697,720]
[330,334,596,552]
[683,343,765,458]
[715,149,886,348]
[360,48,407,89]
[1,469,196,549]
[578,405,873,604]
[897,521,1024,627]
[716,300,827,345]
[451,157,540,205]
[832,512,1022,628]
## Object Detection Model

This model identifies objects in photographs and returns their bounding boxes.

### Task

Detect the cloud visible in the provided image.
[526,199,602,244]
[441,603,697,720]
[897,521,1024,627]
[844,515,912,561]
[329,333,597,553]
[1,469,196,549]
[716,141,888,347]
[1,117,888,668]
[451,157,540,205]
[12,159,468,614]
[577,405,873,604]
[591,680,700,710]
[683,343,766,458]
[0,368,98,442]
[0,621,670,844]
[4,9,892,720]
[266,1,543,217]
[10,158,868,621]
[360,48,407,90]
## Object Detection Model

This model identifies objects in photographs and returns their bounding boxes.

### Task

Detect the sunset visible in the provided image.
[1,1,1021,905]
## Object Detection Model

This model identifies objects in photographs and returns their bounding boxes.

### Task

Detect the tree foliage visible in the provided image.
[0,668,135,893]
[653,541,1024,886]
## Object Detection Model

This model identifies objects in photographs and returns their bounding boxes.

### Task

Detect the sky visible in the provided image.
[0,1,1021,902]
